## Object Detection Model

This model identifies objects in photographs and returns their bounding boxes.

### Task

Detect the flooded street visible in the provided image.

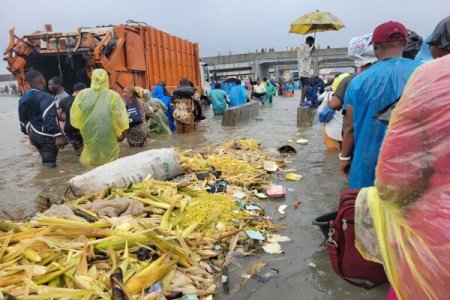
[0,95,387,299]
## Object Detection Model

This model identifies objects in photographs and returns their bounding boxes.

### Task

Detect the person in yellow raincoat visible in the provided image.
[70,69,129,166]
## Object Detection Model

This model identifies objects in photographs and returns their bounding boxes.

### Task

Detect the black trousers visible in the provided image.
[29,131,58,167]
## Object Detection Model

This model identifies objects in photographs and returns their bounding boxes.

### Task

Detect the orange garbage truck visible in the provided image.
[3,23,203,94]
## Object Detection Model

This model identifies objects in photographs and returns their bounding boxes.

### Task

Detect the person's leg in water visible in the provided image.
[29,131,58,167]
[300,77,310,106]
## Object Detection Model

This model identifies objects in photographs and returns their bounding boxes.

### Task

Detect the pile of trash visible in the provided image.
[0,139,291,299]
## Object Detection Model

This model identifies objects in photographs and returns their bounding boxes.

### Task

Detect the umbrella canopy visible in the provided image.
[223,77,240,83]
[290,10,345,35]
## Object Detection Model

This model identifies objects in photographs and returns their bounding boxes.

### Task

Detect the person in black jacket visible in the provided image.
[57,83,86,155]
[18,71,64,167]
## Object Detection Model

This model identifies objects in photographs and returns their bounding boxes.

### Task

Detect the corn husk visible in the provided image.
[0,139,289,299]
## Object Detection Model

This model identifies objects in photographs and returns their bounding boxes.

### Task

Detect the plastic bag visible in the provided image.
[318,105,334,123]
[403,29,423,59]
[428,15,450,51]
[355,55,450,300]
[414,34,433,62]
[71,69,129,166]
[69,148,183,196]
[347,33,377,67]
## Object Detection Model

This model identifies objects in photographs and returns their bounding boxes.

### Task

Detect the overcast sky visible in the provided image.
[0,0,448,73]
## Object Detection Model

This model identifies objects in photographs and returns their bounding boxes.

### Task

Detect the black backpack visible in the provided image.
[126,102,143,127]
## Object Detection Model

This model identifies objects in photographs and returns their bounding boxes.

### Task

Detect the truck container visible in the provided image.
[3,24,202,94]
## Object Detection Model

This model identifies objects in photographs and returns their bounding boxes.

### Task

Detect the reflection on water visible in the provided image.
[0,96,386,299]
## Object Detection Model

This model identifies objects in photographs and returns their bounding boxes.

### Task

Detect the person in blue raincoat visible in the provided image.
[152,82,176,131]
[414,34,433,62]
[228,79,247,107]
[209,82,229,115]
[340,21,422,189]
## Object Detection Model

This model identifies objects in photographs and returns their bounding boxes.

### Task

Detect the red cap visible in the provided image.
[372,21,408,44]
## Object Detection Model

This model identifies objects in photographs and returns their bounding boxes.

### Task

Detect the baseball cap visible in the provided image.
[372,21,408,44]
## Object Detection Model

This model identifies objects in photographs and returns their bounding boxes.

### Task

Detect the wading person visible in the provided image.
[228,79,248,107]
[340,21,422,188]
[253,80,266,105]
[152,81,176,132]
[172,78,197,134]
[57,83,87,155]
[263,78,276,104]
[18,71,64,167]
[71,69,129,166]
[48,77,69,107]
[141,89,172,135]
[121,86,153,147]
[209,83,229,115]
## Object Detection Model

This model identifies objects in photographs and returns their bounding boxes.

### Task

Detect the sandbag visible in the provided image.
[69,149,182,196]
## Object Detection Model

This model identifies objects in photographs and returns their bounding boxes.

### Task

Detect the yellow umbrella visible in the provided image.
[289,10,345,35]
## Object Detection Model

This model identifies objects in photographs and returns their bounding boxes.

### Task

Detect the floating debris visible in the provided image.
[285,173,303,181]
[267,185,286,198]
[263,161,278,172]
[267,234,291,243]
[277,205,288,215]
[296,139,309,145]
[262,242,284,254]
[277,145,297,154]
[245,230,265,241]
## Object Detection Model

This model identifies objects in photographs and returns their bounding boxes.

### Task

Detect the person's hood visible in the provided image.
[152,85,164,98]
[90,69,109,92]
[428,15,450,51]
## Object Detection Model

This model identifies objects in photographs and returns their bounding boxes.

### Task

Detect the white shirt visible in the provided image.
[297,44,313,78]
[254,84,266,94]
[53,90,70,108]
[317,91,343,141]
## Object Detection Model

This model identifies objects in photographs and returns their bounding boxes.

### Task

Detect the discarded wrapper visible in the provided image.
[263,161,278,172]
[254,190,268,199]
[285,173,303,181]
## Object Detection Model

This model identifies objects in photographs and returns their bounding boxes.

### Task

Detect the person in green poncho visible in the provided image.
[141,89,172,135]
[263,78,276,104]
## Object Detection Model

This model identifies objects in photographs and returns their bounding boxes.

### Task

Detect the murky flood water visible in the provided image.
[0,95,387,299]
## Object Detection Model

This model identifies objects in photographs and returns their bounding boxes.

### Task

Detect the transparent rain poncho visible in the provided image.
[355,55,450,300]
[71,69,129,166]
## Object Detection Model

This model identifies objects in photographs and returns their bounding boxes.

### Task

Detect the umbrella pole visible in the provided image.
[313,29,318,75]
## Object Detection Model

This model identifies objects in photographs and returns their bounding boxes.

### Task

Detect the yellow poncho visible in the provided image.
[71,69,129,166]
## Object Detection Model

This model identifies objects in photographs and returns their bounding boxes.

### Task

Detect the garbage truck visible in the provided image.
[3,23,205,95]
